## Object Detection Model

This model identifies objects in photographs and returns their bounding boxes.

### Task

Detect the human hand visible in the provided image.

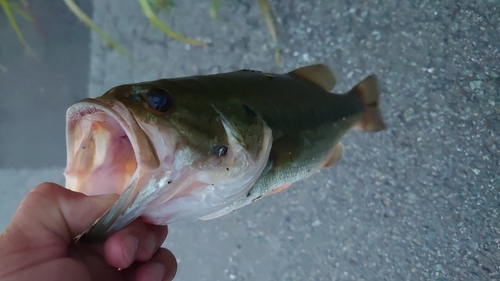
[0,182,177,281]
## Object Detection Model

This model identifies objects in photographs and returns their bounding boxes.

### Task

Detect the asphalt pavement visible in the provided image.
[1,0,498,280]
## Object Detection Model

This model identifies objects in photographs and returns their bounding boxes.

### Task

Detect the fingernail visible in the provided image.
[122,235,139,262]
[147,262,166,281]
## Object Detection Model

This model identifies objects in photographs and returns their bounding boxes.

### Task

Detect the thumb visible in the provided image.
[6,182,119,246]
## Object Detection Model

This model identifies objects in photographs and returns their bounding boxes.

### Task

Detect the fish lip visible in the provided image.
[65,98,160,172]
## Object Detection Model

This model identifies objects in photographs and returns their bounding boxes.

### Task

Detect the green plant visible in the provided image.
[0,0,36,57]
[1,0,280,65]
[63,0,280,64]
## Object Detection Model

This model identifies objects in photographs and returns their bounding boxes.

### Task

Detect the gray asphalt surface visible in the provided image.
[1,0,499,280]
[0,0,91,168]
[0,0,90,239]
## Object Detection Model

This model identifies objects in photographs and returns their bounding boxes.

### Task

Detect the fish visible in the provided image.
[64,64,386,242]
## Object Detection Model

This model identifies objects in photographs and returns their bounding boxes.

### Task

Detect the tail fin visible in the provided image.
[349,75,387,132]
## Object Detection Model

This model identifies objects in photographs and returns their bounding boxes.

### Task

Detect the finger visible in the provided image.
[103,218,168,268]
[2,258,91,281]
[144,223,169,253]
[122,248,177,281]
[3,183,118,253]
[68,242,124,281]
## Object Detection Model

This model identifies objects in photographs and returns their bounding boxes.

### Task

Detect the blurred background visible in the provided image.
[0,0,499,280]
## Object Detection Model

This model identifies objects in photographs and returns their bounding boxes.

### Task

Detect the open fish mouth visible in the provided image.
[64,98,159,197]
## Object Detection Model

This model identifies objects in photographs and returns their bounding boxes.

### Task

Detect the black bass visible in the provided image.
[64,64,386,242]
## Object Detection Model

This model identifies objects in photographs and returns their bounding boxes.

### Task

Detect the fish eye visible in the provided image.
[146,88,172,113]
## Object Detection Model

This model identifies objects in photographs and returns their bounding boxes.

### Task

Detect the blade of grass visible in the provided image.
[209,0,223,22]
[9,2,33,22]
[137,0,205,47]
[62,0,131,57]
[151,0,174,14]
[0,0,36,57]
[257,0,281,67]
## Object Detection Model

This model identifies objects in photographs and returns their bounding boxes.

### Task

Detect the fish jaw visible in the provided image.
[64,98,160,197]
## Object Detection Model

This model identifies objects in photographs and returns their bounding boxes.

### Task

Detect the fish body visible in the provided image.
[64,64,386,242]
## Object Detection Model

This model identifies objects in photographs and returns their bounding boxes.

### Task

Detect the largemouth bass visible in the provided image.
[64,64,386,242]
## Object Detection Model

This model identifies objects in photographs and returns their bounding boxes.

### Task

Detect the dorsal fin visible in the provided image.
[288,64,336,91]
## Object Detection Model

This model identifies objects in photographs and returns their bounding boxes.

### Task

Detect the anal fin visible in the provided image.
[321,142,344,169]
[263,183,291,197]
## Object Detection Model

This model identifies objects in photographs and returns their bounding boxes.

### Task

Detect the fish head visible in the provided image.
[65,81,273,241]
